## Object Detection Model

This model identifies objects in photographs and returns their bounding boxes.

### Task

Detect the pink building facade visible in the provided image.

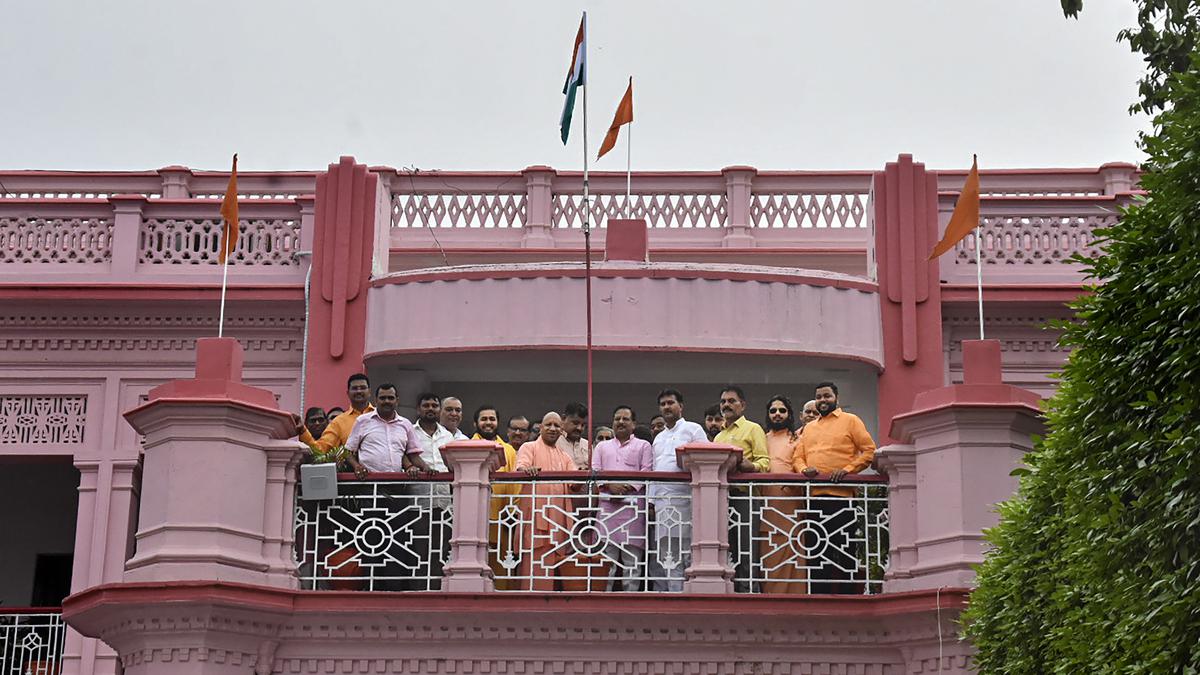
[0,155,1137,674]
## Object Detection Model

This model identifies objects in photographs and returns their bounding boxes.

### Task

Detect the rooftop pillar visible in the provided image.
[678,443,741,593]
[440,440,504,592]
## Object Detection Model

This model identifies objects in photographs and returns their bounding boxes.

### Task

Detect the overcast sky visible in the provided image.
[2,1,1150,173]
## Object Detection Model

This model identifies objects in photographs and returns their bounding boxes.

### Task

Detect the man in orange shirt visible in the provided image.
[297,373,375,466]
[792,381,876,594]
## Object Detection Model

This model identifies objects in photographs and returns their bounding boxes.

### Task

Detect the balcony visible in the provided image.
[0,609,65,675]
[294,461,889,596]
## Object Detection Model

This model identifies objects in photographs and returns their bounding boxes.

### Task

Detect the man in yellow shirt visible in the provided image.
[791,381,876,594]
[471,404,520,590]
[713,385,768,591]
[297,373,375,468]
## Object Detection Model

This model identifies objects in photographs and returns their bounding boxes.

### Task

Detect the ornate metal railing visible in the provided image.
[294,474,453,591]
[729,475,889,595]
[0,609,66,675]
[489,472,693,592]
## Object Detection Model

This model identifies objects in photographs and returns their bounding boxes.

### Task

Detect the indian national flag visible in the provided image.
[560,13,587,145]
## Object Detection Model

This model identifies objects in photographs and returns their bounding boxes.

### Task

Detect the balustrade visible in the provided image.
[0,610,66,675]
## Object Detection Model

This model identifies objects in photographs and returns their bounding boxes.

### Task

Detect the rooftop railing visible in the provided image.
[293,444,889,595]
[0,609,66,675]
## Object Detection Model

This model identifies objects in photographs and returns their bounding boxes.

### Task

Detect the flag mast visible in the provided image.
[975,227,985,340]
[217,153,240,339]
[580,10,595,455]
[625,80,632,219]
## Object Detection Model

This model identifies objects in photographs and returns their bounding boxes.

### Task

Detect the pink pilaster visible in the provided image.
[678,443,740,593]
[521,165,556,247]
[881,339,1043,592]
[108,195,146,278]
[121,337,301,586]
[302,157,379,410]
[721,166,756,247]
[156,165,193,198]
[440,440,503,592]
[873,154,945,443]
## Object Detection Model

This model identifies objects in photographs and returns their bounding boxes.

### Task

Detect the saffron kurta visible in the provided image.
[760,428,806,594]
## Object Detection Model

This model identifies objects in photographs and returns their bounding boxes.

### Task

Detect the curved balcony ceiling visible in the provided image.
[366,262,881,368]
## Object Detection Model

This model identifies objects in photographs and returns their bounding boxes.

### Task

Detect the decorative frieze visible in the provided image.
[0,394,87,444]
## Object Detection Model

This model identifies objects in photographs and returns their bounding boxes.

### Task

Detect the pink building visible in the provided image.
[0,155,1137,674]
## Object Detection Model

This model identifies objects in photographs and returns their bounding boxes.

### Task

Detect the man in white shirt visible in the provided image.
[648,388,708,591]
[439,396,469,441]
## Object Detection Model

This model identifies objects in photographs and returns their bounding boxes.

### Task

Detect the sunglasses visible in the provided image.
[768,407,788,414]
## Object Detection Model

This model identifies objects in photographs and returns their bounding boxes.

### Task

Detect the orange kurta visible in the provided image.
[300,404,375,456]
[791,408,876,497]
[514,439,585,590]
[760,429,806,594]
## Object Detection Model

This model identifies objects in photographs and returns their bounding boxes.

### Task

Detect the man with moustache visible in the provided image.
[472,404,520,590]
[760,395,805,594]
[506,415,532,448]
[800,399,819,427]
[440,396,468,441]
[514,412,587,591]
[298,373,374,456]
[409,392,453,589]
[792,381,876,594]
[648,388,707,592]
[714,386,768,591]
[558,402,591,469]
[649,415,667,441]
[703,404,725,441]
[591,405,654,591]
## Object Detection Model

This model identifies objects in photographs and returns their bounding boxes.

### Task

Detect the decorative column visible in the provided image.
[440,440,503,592]
[721,166,756,248]
[678,443,740,593]
[873,154,945,443]
[122,337,302,586]
[302,156,379,410]
[521,165,556,248]
[1099,161,1138,195]
[880,339,1043,592]
[157,165,193,198]
[108,195,146,279]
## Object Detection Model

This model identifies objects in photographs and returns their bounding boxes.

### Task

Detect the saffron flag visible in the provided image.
[928,155,981,260]
[597,77,633,160]
[218,154,239,265]
[560,13,587,145]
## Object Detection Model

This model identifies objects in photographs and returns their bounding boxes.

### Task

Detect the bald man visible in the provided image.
[514,412,587,591]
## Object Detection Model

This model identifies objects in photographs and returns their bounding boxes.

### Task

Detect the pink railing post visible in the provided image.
[721,166,756,248]
[678,442,741,593]
[522,165,556,247]
[157,165,193,198]
[108,195,146,278]
[440,440,503,592]
[1100,161,1138,195]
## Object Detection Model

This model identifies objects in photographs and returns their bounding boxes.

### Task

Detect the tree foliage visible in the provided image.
[1061,0,1200,114]
[964,48,1200,673]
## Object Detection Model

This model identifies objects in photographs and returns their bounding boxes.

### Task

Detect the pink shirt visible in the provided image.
[591,435,653,546]
[345,411,421,473]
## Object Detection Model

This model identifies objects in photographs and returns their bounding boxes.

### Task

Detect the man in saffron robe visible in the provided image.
[515,412,587,591]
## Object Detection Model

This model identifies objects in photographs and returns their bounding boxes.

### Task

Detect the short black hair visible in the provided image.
[612,404,636,421]
[720,385,747,402]
[304,406,327,420]
[474,404,499,424]
[564,402,588,419]
[375,383,398,397]
[328,406,345,416]
[507,414,529,428]
[704,404,722,418]
[632,425,653,442]
[416,391,441,406]
[815,381,839,396]
[657,388,684,405]
[651,414,665,423]
[347,373,370,389]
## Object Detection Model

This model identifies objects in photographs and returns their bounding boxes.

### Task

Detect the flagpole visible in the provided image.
[975,227,985,340]
[625,117,632,219]
[581,11,594,455]
[218,254,231,338]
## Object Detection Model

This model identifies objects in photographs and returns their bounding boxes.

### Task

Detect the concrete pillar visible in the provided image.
[156,166,193,198]
[678,443,740,593]
[122,337,302,586]
[521,166,556,248]
[440,440,504,592]
[879,339,1043,591]
[721,166,756,248]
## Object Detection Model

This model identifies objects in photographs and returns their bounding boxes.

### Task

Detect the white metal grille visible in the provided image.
[0,612,66,675]
[490,476,692,592]
[294,477,453,591]
[728,480,889,594]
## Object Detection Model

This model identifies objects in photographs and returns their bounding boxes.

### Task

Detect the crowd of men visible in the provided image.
[296,374,876,594]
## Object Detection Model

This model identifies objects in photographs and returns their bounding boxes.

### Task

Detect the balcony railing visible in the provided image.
[0,609,65,675]
[294,451,889,595]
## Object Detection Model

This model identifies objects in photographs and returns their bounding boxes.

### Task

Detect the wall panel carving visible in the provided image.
[0,394,87,444]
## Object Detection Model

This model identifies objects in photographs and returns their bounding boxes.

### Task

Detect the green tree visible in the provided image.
[964,47,1200,674]
[1061,0,1200,114]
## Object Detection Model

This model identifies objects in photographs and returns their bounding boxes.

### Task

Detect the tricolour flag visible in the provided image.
[559,13,587,145]
[218,154,239,265]
[928,155,981,259]
[597,77,633,160]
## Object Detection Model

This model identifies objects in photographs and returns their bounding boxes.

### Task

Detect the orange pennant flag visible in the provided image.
[597,77,634,160]
[928,155,981,260]
[218,154,239,265]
